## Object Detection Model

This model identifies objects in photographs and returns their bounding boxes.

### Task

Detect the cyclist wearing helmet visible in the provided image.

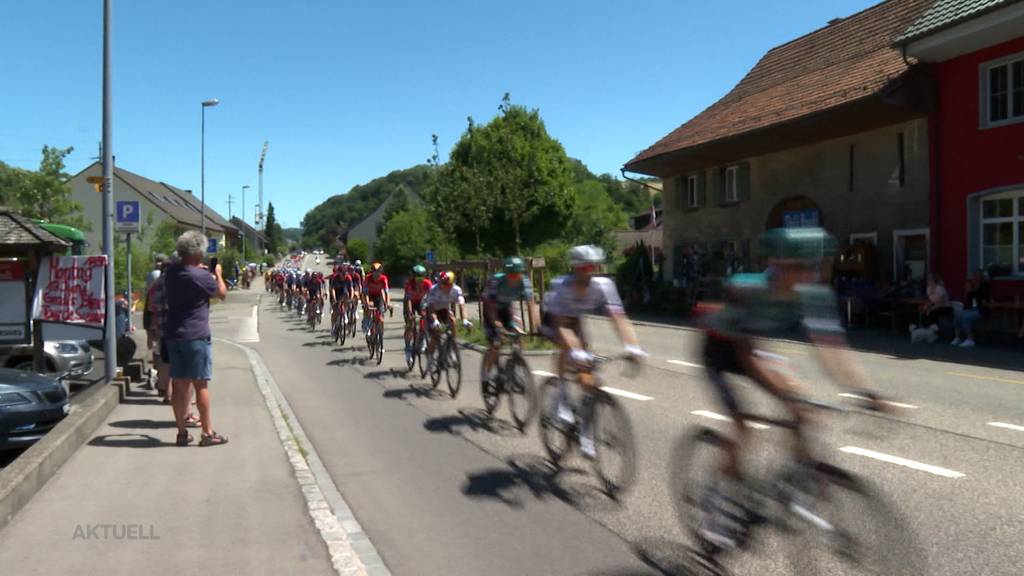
[330,265,354,327]
[698,226,886,548]
[481,256,533,388]
[421,271,472,372]
[545,245,646,458]
[362,262,390,334]
[403,264,433,363]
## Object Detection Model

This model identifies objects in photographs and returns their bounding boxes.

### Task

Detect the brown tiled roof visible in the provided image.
[0,208,69,248]
[106,164,236,234]
[625,0,933,172]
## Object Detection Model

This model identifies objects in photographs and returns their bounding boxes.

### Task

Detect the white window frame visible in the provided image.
[979,189,1024,277]
[849,232,877,245]
[724,166,739,203]
[686,175,698,208]
[981,51,1024,129]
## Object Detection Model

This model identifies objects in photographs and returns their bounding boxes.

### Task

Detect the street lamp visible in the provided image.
[200,98,219,238]
[242,184,250,262]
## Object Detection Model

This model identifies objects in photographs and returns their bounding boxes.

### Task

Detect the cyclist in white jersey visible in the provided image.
[421,271,472,372]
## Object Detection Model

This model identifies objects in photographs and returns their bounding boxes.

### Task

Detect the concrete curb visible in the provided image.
[217,338,391,576]
[0,381,120,533]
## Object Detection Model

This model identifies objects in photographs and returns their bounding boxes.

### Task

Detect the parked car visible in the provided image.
[0,369,69,450]
[0,341,94,377]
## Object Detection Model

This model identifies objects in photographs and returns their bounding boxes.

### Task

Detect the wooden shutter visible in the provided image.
[738,162,751,202]
[697,171,707,207]
[709,167,724,206]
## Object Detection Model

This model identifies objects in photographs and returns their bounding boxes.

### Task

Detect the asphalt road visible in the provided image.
[246,257,1024,575]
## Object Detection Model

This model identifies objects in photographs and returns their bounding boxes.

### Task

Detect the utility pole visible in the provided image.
[226,194,234,220]
[257,141,268,227]
[101,0,116,382]
[242,185,250,261]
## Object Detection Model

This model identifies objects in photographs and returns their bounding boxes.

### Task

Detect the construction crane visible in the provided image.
[256,141,268,227]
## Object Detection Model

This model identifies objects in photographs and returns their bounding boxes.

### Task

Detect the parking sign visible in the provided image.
[207,237,218,253]
[115,201,141,233]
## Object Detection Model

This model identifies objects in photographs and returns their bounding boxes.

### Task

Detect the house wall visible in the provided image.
[661,118,930,281]
[933,36,1024,299]
[69,164,228,255]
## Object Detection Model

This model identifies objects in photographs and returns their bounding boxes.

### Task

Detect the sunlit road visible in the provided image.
[246,256,1024,575]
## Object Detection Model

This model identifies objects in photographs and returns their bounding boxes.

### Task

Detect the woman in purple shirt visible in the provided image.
[165,230,228,446]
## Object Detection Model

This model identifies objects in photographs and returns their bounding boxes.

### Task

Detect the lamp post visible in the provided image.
[241,184,250,262]
[101,0,116,382]
[200,98,219,238]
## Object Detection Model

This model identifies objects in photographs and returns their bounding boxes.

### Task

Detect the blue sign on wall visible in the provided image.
[207,238,218,253]
[783,209,820,228]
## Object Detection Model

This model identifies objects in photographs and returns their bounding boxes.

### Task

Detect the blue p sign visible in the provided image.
[207,237,218,253]
[115,200,141,233]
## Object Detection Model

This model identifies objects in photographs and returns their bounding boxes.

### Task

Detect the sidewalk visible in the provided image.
[0,339,335,576]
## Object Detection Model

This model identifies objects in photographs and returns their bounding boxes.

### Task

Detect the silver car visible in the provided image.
[0,341,94,377]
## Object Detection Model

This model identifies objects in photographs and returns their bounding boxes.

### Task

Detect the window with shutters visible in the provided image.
[724,166,739,203]
[686,175,698,208]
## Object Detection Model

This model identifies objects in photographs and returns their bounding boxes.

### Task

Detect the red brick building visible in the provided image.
[898,0,1024,298]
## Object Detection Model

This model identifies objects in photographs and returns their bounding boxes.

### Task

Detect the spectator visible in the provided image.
[143,253,166,362]
[953,270,989,347]
[164,230,228,447]
[921,273,951,325]
[147,253,197,430]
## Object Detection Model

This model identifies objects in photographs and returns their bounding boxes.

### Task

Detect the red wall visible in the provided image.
[933,36,1024,300]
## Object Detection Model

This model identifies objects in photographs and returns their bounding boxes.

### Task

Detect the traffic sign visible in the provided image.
[115,200,141,233]
[86,176,104,193]
[207,237,218,253]
[425,250,434,264]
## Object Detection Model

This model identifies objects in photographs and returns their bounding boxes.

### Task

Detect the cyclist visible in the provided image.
[421,271,472,372]
[403,264,433,364]
[545,245,646,458]
[330,265,354,331]
[698,227,887,549]
[285,269,297,304]
[481,256,533,388]
[307,271,325,323]
[362,262,390,335]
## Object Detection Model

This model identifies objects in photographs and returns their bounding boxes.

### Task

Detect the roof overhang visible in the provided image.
[903,1,1024,62]
[624,74,932,178]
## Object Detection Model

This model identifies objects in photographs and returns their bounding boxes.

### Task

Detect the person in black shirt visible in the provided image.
[953,270,989,347]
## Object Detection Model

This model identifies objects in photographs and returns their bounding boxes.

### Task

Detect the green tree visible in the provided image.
[434,94,574,254]
[566,180,629,254]
[149,219,182,259]
[346,238,369,263]
[374,207,455,279]
[264,202,285,254]
[0,146,90,230]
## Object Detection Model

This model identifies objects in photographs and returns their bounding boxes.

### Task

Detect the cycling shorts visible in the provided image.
[703,334,745,414]
[368,293,386,312]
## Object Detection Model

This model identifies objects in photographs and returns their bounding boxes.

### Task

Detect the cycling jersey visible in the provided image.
[286,274,295,287]
[404,277,433,306]
[545,275,624,319]
[422,284,465,312]
[365,273,389,297]
[308,276,324,296]
[485,273,533,309]
[703,272,842,341]
[331,273,353,295]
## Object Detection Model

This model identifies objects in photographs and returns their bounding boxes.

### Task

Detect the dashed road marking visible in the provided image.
[601,387,654,401]
[532,370,557,378]
[691,410,771,430]
[838,393,918,409]
[668,359,703,368]
[947,371,1024,385]
[988,421,1024,432]
[839,446,965,479]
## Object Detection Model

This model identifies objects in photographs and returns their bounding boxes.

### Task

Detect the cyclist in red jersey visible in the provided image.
[362,262,390,334]
[403,264,433,363]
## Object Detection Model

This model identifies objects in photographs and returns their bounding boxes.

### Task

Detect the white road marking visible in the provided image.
[839,446,965,479]
[531,370,654,401]
[234,305,260,343]
[601,387,653,401]
[668,359,703,368]
[947,371,1024,385]
[691,410,770,430]
[838,393,918,409]
[988,421,1024,432]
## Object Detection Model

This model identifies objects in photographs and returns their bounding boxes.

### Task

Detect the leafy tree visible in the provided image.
[149,219,183,260]
[0,146,90,230]
[346,238,369,263]
[264,202,285,254]
[374,207,456,279]
[566,180,629,255]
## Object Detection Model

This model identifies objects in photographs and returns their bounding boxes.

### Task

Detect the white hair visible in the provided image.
[176,230,207,259]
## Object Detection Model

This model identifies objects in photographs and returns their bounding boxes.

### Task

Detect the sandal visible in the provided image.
[199,432,228,447]
[184,414,202,428]
[175,431,194,446]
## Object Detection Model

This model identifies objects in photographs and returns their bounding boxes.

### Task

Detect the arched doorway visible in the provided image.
[765,196,822,230]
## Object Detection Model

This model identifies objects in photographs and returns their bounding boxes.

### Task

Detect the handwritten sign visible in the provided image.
[35,256,108,326]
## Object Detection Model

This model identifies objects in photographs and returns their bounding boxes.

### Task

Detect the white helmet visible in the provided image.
[306,268,312,274]
[568,245,605,267]
[354,260,362,267]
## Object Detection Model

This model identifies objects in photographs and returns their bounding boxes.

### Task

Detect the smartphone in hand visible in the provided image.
[208,257,218,272]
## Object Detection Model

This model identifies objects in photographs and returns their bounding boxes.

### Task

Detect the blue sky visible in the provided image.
[2,0,878,228]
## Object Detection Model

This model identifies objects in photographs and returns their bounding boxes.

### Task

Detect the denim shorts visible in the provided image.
[167,337,213,380]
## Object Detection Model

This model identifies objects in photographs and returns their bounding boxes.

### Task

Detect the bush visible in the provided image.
[347,239,369,263]
[262,254,278,267]
[533,240,572,284]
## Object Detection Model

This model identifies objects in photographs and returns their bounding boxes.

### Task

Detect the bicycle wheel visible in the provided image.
[428,345,442,388]
[445,337,461,398]
[670,427,737,557]
[375,327,384,365]
[417,332,429,379]
[404,328,417,371]
[339,312,348,346]
[506,352,537,431]
[539,377,573,465]
[591,390,636,497]
[783,463,926,576]
[480,362,501,415]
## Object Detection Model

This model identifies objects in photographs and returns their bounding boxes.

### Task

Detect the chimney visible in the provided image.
[828,17,843,25]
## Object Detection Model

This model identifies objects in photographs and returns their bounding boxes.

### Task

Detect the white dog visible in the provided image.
[908,323,939,344]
